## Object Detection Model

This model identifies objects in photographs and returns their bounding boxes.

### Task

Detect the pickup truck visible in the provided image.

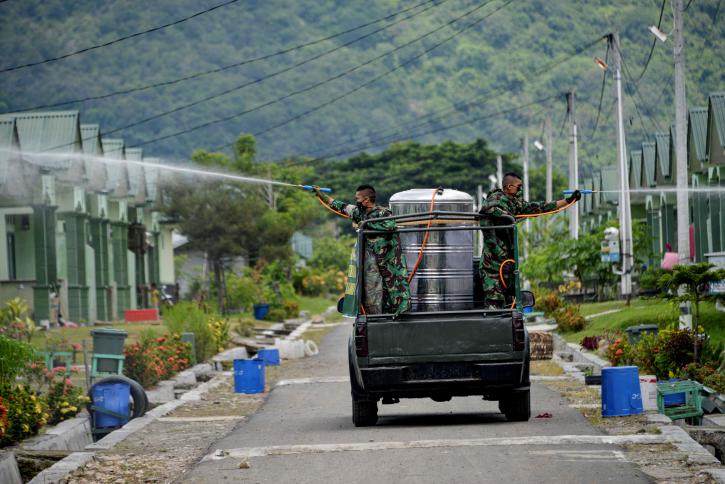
[340,209,534,427]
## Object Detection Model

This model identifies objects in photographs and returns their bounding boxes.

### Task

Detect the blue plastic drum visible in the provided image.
[257,348,280,366]
[90,382,131,428]
[233,359,265,394]
[601,366,644,417]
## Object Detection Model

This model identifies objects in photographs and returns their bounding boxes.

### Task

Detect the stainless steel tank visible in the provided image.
[389,188,475,312]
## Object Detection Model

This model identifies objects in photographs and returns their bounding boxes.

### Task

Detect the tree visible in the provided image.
[659,263,725,361]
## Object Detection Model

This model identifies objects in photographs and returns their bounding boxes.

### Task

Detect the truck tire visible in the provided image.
[499,389,530,422]
[352,395,378,427]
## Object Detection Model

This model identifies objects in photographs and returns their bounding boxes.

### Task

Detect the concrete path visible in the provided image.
[183,323,651,484]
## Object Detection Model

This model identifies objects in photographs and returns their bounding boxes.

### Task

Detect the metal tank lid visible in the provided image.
[389,188,473,204]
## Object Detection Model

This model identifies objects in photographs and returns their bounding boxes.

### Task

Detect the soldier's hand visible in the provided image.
[311,185,322,196]
[565,190,581,203]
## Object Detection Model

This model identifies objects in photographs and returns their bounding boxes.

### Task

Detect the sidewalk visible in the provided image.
[31,318,343,484]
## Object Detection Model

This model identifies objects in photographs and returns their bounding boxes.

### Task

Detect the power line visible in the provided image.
[97,0,447,137]
[683,0,695,10]
[0,0,242,74]
[311,95,556,160]
[590,42,610,140]
[616,42,664,134]
[10,0,439,112]
[635,0,666,85]
[304,34,606,158]
[138,0,508,148]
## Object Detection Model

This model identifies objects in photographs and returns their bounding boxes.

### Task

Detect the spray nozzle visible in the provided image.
[301,185,332,193]
[436,187,444,195]
[563,189,594,195]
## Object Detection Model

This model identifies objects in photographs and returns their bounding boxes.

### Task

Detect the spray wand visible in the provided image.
[300,185,332,192]
[563,189,596,195]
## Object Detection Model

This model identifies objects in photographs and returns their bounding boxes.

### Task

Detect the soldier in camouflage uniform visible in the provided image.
[313,185,411,316]
[479,172,580,308]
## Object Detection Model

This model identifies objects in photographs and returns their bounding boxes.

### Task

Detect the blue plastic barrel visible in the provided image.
[91,382,131,428]
[253,303,270,320]
[233,359,265,393]
[523,306,533,314]
[257,348,280,366]
[601,366,643,417]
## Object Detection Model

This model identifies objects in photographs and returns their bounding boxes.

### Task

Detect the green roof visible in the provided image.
[688,107,708,162]
[101,138,129,196]
[125,148,147,203]
[706,93,725,162]
[600,166,619,204]
[0,111,81,154]
[654,132,670,179]
[80,124,103,155]
[629,149,642,188]
[143,158,160,204]
[641,142,656,187]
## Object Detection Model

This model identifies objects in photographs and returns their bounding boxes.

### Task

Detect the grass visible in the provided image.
[30,322,168,353]
[530,360,565,376]
[298,296,337,316]
[563,298,724,346]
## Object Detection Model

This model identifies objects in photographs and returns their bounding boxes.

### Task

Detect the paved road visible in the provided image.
[183,324,651,484]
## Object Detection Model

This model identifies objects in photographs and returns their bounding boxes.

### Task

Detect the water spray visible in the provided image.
[1,149,333,192]
[563,187,725,195]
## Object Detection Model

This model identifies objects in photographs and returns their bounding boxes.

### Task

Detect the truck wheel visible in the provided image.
[499,389,530,422]
[352,396,378,427]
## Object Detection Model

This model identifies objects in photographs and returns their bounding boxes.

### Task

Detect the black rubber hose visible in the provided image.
[88,375,148,419]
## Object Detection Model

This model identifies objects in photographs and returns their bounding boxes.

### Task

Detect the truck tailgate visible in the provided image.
[365,312,514,365]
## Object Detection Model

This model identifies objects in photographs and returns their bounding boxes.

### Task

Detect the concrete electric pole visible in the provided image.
[672,0,690,263]
[567,92,579,240]
[522,134,530,260]
[611,32,633,299]
[545,110,553,202]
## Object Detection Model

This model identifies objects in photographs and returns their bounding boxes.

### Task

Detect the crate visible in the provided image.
[656,380,703,421]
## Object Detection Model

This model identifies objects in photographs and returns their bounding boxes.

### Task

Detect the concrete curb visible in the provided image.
[25,370,232,483]
[550,331,723,476]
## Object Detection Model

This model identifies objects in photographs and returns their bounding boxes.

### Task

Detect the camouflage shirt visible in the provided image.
[478,189,558,225]
[328,199,398,253]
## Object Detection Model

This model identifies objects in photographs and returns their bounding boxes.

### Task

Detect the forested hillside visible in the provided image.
[1,0,722,177]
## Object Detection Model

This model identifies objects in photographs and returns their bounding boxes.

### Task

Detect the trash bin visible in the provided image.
[91,328,128,373]
[253,303,270,320]
[625,324,659,345]
[90,381,130,428]
[601,366,643,417]
[181,332,196,364]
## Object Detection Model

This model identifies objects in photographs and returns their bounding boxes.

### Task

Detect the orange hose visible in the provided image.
[514,199,576,219]
[499,259,515,289]
[511,297,516,309]
[407,188,439,283]
[316,195,350,218]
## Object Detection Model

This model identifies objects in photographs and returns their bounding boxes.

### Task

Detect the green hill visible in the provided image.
[0,0,722,176]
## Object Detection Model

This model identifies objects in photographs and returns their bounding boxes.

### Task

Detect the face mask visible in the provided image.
[356,201,366,211]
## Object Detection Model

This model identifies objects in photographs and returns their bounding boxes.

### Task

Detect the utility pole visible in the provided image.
[476,184,484,255]
[545,110,553,202]
[566,92,579,240]
[522,135,530,260]
[672,0,690,263]
[496,155,503,188]
[611,32,633,300]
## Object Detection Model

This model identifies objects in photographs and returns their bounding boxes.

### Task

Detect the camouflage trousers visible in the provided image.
[479,235,512,307]
[363,248,411,316]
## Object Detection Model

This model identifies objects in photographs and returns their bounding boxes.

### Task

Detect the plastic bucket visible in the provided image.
[253,304,270,320]
[601,366,643,417]
[257,348,280,366]
[90,382,131,428]
[658,380,686,407]
[233,359,265,394]
[639,374,658,411]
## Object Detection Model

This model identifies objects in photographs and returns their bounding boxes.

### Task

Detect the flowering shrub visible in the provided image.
[293,268,345,297]
[553,304,586,332]
[580,335,605,351]
[22,362,88,426]
[0,397,8,440]
[0,384,48,446]
[124,334,192,388]
[606,329,721,389]
[207,318,232,353]
[539,291,562,315]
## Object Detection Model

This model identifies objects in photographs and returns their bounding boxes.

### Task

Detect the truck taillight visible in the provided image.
[512,312,525,351]
[355,322,368,357]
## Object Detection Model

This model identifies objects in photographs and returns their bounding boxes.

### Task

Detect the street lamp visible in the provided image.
[533,140,544,151]
[648,25,668,43]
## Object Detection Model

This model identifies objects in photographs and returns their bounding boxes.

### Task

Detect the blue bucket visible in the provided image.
[90,382,130,428]
[601,366,643,417]
[523,306,533,314]
[233,359,265,394]
[253,303,270,320]
[257,348,280,366]
[658,380,687,407]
